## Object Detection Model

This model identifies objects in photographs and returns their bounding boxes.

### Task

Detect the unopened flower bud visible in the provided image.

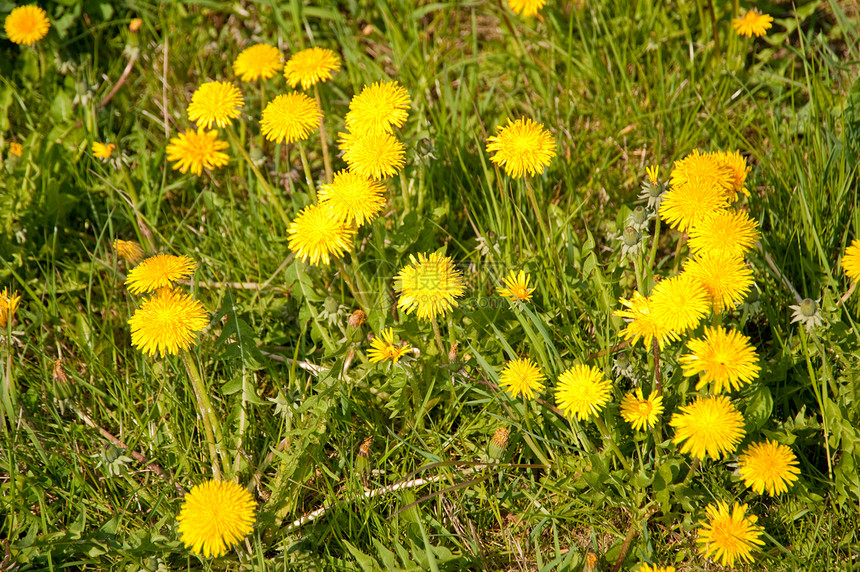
[799,297,817,317]
[324,296,339,315]
[448,342,459,363]
[622,226,640,248]
[53,358,73,400]
[630,206,647,226]
[249,146,265,164]
[347,309,366,328]
[583,551,598,572]
[356,437,372,474]
[488,427,510,460]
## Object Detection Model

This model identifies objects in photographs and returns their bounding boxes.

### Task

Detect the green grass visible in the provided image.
[2,0,860,570]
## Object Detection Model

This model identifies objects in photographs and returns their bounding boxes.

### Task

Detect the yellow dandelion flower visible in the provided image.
[367,328,412,364]
[638,565,675,572]
[620,388,664,431]
[688,209,760,259]
[696,502,764,567]
[554,364,611,421]
[670,395,745,460]
[233,44,283,82]
[714,150,751,199]
[318,170,386,227]
[658,181,729,232]
[10,142,23,157]
[177,480,256,558]
[394,252,466,320]
[680,326,760,393]
[287,204,355,266]
[4,5,50,46]
[113,239,145,266]
[841,239,860,284]
[733,9,774,38]
[0,287,22,328]
[129,17,142,33]
[125,254,197,295]
[342,131,406,180]
[670,150,735,198]
[344,81,411,135]
[738,440,800,495]
[284,46,341,90]
[497,270,535,302]
[128,288,208,356]
[166,128,229,176]
[685,251,754,313]
[260,92,320,145]
[486,117,556,179]
[508,0,546,17]
[92,142,115,159]
[616,291,678,349]
[187,81,244,129]
[649,273,710,334]
[498,358,546,399]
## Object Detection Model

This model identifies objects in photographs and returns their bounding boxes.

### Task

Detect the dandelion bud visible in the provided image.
[799,298,817,317]
[488,427,510,460]
[52,358,68,383]
[744,287,760,304]
[356,437,372,474]
[790,297,824,332]
[448,342,459,363]
[583,551,599,572]
[249,146,265,164]
[630,206,647,226]
[129,18,142,32]
[348,309,366,328]
[324,296,339,315]
[622,226,640,248]
[53,358,73,400]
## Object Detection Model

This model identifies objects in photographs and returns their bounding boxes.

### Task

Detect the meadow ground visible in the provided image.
[2,0,860,570]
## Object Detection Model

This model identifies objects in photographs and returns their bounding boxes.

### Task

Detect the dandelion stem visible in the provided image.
[610,520,639,572]
[706,0,721,60]
[633,254,645,295]
[647,216,661,270]
[334,257,370,317]
[349,251,373,313]
[671,232,686,275]
[523,178,552,246]
[652,338,662,396]
[682,457,700,485]
[837,282,856,306]
[593,416,632,474]
[430,317,448,364]
[118,161,140,206]
[226,128,291,228]
[295,263,337,354]
[313,86,333,184]
[181,351,228,479]
[1,322,15,429]
[296,140,316,202]
[798,327,833,480]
